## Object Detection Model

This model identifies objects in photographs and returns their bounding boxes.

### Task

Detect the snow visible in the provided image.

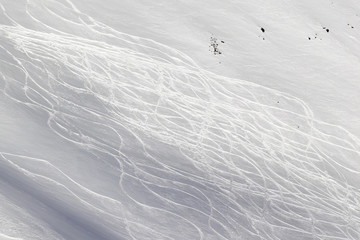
[0,0,360,239]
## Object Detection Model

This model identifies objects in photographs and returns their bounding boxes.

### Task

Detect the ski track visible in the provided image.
[0,0,360,239]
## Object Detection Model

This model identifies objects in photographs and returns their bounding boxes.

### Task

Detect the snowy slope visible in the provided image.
[0,0,360,239]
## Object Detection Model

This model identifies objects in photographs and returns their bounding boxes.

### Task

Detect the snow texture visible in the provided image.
[0,0,360,239]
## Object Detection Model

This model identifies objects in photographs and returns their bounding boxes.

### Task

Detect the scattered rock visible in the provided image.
[261,27,265,33]
[209,36,224,55]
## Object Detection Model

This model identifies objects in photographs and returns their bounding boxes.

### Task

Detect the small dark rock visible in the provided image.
[261,27,265,33]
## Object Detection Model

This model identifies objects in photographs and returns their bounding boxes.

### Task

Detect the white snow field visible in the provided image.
[0,0,360,239]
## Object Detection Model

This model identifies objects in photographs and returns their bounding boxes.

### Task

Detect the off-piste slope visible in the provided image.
[0,0,360,240]
[75,0,360,138]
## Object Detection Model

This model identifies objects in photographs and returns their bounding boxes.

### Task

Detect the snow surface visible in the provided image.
[0,0,360,239]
